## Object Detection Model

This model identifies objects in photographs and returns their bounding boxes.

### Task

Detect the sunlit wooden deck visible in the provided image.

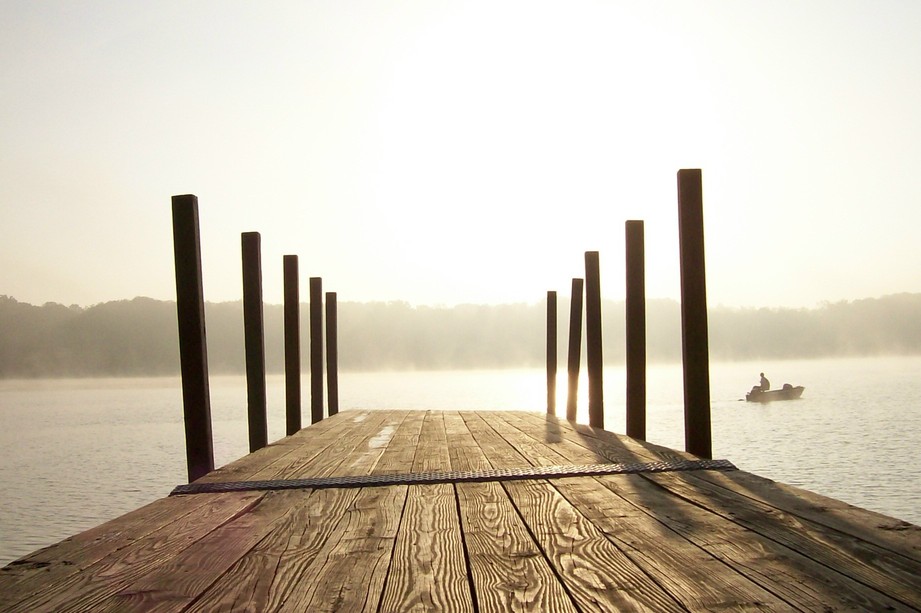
[2,409,921,611]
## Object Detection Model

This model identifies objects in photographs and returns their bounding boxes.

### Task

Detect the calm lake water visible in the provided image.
[2,355,920,567]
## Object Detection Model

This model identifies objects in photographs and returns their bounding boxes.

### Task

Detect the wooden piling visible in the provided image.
[310,277,324,424]
[566,278,584,422]
[242,232,268,452]
[546,290,557,415]
[283,255,301,436]
[625,220,646,441]
[170,194,214,483]
[584,251,604,428]
[677,169,712,459]
[326,291,339,417]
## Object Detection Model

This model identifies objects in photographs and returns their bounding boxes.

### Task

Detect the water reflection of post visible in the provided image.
[626,220,647,441]
[677,169,712,459]
[566,278,583,422]
[242,232,268,453]
[284,255,302,435]
[171,194,214,483]
[546,290,557,415]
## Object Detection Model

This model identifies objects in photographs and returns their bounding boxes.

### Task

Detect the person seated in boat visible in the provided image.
[759,372,770,391]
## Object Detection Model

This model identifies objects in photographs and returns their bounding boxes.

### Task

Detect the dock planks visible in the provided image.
[2,409,921,612]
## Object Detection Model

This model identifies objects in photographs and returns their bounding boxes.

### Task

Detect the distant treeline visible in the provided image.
[2,293,921,378]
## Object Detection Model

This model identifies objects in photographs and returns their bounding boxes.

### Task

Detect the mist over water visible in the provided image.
[2,355,920,567]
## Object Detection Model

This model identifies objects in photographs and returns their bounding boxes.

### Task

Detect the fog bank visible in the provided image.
[2,293,921,378]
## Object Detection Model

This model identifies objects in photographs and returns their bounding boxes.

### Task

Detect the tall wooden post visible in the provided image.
[677,169,712,459]
[283,255,301,436]
[566,278,584,422]
[546,290,557,415]
[326,291,339,417]
[242,232,268,452]
[310,277,324,424]
[585,251,604,428]
[171,194,214,483]
[625,220,646,440]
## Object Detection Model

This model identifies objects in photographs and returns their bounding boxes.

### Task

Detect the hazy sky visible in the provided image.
[3,1,920,309]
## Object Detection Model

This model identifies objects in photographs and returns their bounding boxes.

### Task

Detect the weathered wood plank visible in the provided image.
[182,487,360,613]
[507,411,921,607]
[459,411,530,468]
[0,494,219,606]
[378,482,474,612]
[269,410,397,480]
[646,470,921,608]
[687,466,921,563]
[194,409,370,484]
[371,409,425,475]
[92,490,304,613]
[444,410,492,472]
[452,412,576,612]
[481,411,579,466]
[467,413,691,612]
[379,411,474,611]
[4,492,265,613]
[455,480,577,612]
[514,411,678,464]
[276,484,407,612]
[412,410,451,473]
[483,411,912,610]
[550,475,792,611]
[504,476,690,612]
[596,472,911,611]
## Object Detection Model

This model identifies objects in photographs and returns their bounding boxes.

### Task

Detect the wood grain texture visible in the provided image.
[378,483,474,612]
[93,490,303,613]
[689,466,921,563]
[646,470,921,608]
[412,411,451,473]
[445,412,577,611]
[371,410,425,475]
[4,491,265,613]
[502,477,685,612]
[469,413,687,611]
[456,480,577,612]
[5,409,921,612]
[194,409,369,484]
[277,485,407,612]
[550,475,791,611]
[184,487,360,613]
[597,471,911,611]
[0,494,214,604]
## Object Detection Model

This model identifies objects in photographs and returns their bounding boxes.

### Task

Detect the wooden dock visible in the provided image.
[2,409,921,611]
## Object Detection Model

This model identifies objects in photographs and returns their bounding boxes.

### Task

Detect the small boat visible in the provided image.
[746,384,805,403]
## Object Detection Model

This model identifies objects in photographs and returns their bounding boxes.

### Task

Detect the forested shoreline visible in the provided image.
[2,293,921,378]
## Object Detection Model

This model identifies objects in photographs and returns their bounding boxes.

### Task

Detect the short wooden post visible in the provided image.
[171,195,214,483]
[566,278,584,422]
[625,220,646,440]
[677,169,712,459]
[309,277,324,424]
[546,290,557,415]
[242,232,268,452]
[326,291,339,417]
[585,251,604,428]
[283,255,301,436]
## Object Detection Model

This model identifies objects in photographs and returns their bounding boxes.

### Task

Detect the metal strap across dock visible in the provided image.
[170,458,736,496]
